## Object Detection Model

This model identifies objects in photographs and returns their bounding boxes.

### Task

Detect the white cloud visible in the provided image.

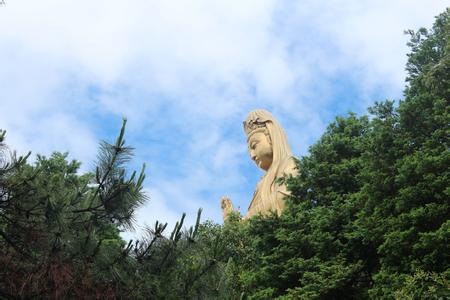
[286,0,448,102]
[1,1,448,232]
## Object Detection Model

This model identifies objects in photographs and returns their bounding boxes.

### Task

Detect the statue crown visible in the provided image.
[243,118,268,136]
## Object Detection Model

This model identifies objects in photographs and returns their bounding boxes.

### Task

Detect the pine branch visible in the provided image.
[137,221,168,260]
[0,229,33,260]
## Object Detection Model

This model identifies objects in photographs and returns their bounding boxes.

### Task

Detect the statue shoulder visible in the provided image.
[272,156,298,210]
[280,156,298,177]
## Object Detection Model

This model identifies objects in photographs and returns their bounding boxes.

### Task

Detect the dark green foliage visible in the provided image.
[225,9,450,299]
[0,120,147,298]
[126,211,241,299]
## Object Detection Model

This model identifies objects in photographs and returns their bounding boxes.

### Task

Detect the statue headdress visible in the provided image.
[243,117,269,137]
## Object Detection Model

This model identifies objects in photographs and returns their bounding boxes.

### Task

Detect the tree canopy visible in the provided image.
[223,8,449,299]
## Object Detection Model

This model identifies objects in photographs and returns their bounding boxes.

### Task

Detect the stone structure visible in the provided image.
[221,109,297,220]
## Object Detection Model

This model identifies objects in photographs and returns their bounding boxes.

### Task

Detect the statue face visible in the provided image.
[248,131,273,171]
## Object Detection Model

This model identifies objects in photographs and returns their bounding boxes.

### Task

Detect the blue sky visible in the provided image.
[1,0,448,239]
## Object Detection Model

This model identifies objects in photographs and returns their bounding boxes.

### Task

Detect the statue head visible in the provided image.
[243,109,293,172]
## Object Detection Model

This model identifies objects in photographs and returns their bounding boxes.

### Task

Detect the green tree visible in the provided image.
[366,9,449,297]
[228,8,449,299]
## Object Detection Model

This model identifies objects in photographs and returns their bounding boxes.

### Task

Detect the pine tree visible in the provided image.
[0,121,235,299]
[0,120,147,298]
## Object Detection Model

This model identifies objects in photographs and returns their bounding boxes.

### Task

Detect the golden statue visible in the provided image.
[221,109,297,220]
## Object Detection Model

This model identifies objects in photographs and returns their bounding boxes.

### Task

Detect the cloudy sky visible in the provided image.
[1,1,448,239]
